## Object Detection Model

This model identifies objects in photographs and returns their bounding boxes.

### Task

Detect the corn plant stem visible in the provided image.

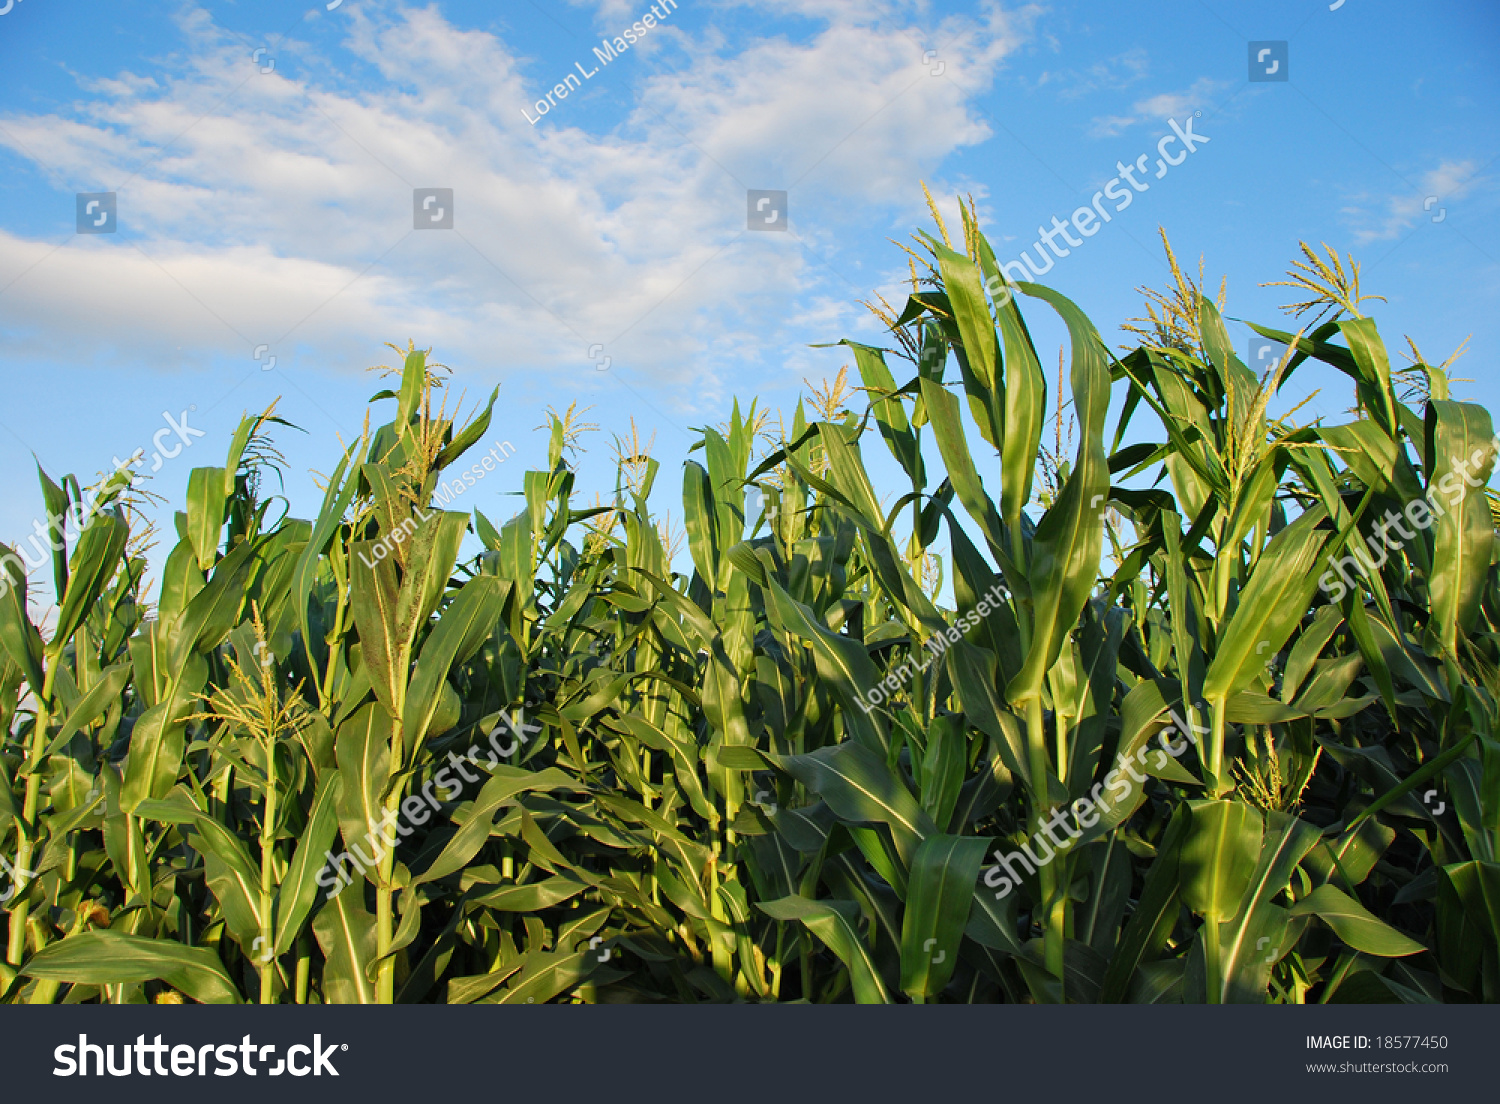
[258,751,279,1004]
[1211,516,1233,625]
[1207,697,1229,798]
[799,847,825,1000]
[295,932,311,1004]
[708,831,733,983]
[318,558,349,708]
[1203,917,1223,1004]
[27,918,58,1004]
[1024,696,1064,992]
[212,764,232,824]
[376,788,401,1004]
[1054,711,1069,789]
[127,814,147,927]
[373,686,410,1005]
[27,825,79,1002]
[8,654,60,967]
[770,923,785,1000]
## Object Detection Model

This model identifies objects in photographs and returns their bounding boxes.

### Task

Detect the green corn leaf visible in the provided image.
[918,714,967,831]
[51,507,128,653]
[920,377,1009,562]
[120,652,207,811]
[487,946,596,1004]
[1100,805,1191,1002]
[434,385,501,472]
[186,466,229,571]
[762,576,887,752]
[22,930,242,1004]
[402,576,508,759]
[291,442,361,694]
[42,660,132,758]
[1005,285,1112,706]
[34,464,70,602]
[395,347,427,428]
[682,460,720,586]
[1288,883,1425,957]
[1179,799,1263,921]
[843,340,925,486]
[410,510,472,627]
[1424,399,1495,655]
[1216,811,1323,1002]
[187,812,266,951]
[349,538,404,719]
[410,798,503,887]
[476,877,590,912]
[1202,507,1331,703]
[275,772,345,954]
[334,704,393,881]
[1336,316,1399,438]
[900,833,989,999]
[759,896,891,1004]
[816,424,887,531]
[168,534,261,668]
[778,740,934,863]
[944,641,1029,786]
[0,548,47,697]
[313,887,379,1004]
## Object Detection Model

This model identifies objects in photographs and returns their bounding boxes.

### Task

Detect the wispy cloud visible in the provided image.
[1343,159,1487,244]
[1085,114,1135,139]
[1086,76,1225,137]
[1030,47,1150,101]
[0,2,1029,411]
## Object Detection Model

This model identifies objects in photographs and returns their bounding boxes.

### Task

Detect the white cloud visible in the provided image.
[1086,114,1135,139]
[0,2,1031,413]
[1033,47,1150,102]
[1085,76,1225,137]
[1344,160,1487,244]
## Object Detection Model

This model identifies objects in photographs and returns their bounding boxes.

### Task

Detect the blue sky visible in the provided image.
[0,0,1495,605]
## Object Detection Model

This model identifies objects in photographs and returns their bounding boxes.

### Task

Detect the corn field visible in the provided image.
[3,210,1497,1006]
